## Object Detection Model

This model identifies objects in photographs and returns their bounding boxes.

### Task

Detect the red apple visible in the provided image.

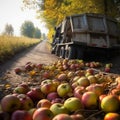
[27,87,45,102]
[52,114,73,120]
[50,103,69,115]
[64,97,83,112]
[33,108,54,120]
[101,95,120,113]
[47,92,59,101]
[1,94,21,113]
[73,86,85,99]
[86,84,104,96]
[11,110,32,120]
[57,83,72,98]
[14,67,22,74]
[17,94,34,110]
[37,99,52,108]
[104,112,120,120]
[51,98,64,104]
[81,91,99,109]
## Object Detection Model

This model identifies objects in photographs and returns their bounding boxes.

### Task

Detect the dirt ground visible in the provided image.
[0,40,120,94]
[0,40,59,91]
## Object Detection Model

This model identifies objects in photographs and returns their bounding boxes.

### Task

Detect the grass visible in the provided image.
[0,35,40,62]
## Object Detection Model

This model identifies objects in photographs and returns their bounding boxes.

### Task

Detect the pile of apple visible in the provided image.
[0,59,120,120]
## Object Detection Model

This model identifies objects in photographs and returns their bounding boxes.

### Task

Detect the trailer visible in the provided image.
[51,13,120,59]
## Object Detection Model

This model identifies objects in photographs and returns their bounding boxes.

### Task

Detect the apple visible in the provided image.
[110,88,120,96]
[37,63,43,70]
[33,107,54,120]
[104,112,120,120]
[57,73,67,81]
[27,87,45,102]
[17,94,34,110]
[14,67,22,74]
[104,67,110,72]
[50,103,69,115]
[42,71,51,79]
[52,114,73,120]
[86,84,104,96]
[25,64,32,71]
[40,82,57,95]
[13,86,29,94]
[64,97,83,113]
[57,83,73,98]
[81,91,99,109]
[1,94,21,113]
[37,99,52,108]
[70,114,84,120]
[51,98,64,104]
[73,86,85,99]
[87,75,98,84]
[11,110,32,120]
[100,95,120,113]
[47,92,59,101]
[77,76,90,87]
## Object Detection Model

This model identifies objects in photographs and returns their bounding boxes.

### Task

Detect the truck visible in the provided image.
[51,13,120,59]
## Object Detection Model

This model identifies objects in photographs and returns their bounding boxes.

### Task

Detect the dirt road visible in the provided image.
[0,40,59,85]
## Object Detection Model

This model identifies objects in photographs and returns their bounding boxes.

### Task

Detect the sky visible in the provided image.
[0,0,48,36]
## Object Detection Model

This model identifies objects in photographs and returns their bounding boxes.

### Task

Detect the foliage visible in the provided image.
[2,24,14,36]
[0,35,40,62]
[34,27,41,38]
[20,21,35,38]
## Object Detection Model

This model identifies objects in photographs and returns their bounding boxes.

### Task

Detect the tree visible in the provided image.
[34,27,41,38]
[3,24,14,36]
[20,21,35,38]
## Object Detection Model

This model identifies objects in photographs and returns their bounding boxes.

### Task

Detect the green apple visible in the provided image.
[57,83,72,98]
[50,103,69,115]
[64,97,83,112]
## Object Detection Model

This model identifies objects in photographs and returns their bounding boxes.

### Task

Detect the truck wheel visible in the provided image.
[55,45,60,56]
[59,47,65,58]
[65,46,76,59]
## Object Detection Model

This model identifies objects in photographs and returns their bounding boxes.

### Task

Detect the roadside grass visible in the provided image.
[0,35,40,63]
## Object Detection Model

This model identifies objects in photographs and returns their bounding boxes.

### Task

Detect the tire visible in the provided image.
[77,46,84,59]
[59,47,65,58]
[65,46,76,59]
